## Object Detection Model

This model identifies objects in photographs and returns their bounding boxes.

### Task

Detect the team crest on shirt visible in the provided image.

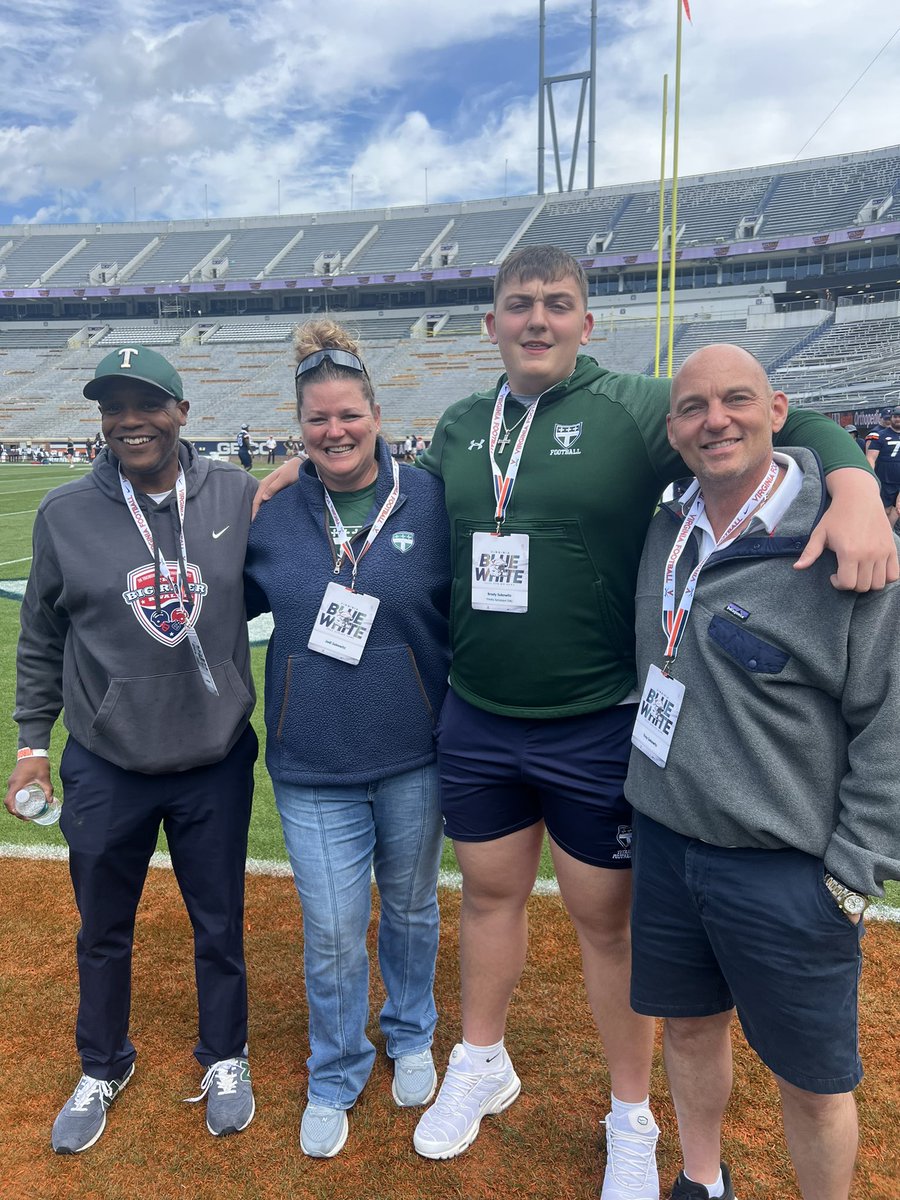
[613,824,633,861]
[550,421,583,455]
[391,531,415,554]
[121,562,208,645]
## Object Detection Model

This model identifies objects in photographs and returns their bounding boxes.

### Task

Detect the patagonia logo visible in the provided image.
[725,602,751,621]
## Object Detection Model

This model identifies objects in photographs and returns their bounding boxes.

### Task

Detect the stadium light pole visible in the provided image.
[537,0,597,194]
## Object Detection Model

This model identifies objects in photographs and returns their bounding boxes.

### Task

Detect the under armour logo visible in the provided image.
[118,347,140,368]
[468,439,485,451]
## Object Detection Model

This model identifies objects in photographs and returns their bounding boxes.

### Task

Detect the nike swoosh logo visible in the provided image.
[485,1053,501,1063]
[212,527,230,539]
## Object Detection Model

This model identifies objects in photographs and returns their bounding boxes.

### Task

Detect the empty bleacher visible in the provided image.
[97,324,184,346]
[760,154,900,236]
[518,194,624,255]
[49,234,156,285]
[127,231,229,283]
[274,221,377,277]
[660,318,825,376]
[352,215,452,273]
[0,234,86,286]
[443,204,535,265]
[771,307,900,403]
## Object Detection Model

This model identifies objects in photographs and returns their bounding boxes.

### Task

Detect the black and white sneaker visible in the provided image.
[669,1163,737,1200]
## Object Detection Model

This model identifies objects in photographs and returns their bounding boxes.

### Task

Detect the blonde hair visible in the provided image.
[292,319,376,416]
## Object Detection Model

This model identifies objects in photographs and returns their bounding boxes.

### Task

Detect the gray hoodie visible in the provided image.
[15,441,256,774]
[625,448,900,897]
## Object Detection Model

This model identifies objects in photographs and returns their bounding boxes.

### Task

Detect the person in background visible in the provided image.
[843,424,866,454]
[626,345,900,1200]
[6,345,258,1154]
[265,435,277,465]
[66,436,76,468]
[865,405,900,528]
[244,319,450,1160]
[237,423,253,471]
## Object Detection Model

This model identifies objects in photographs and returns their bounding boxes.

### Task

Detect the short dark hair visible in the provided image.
[493,245,588,307]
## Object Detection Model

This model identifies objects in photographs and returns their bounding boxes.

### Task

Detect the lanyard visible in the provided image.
[119,467,218,695]
[661,459,780,668]
[488,382,541,531]
[322,457,400,590]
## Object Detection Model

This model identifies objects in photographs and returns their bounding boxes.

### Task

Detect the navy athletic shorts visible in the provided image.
[630,811,864,1094]
[436,687,636,868]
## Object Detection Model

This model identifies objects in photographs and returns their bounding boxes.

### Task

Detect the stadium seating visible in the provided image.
[2,147,899,439]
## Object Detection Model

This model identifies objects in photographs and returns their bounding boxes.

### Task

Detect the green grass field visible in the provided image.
[0,461,556,880]
[1,461,896,909]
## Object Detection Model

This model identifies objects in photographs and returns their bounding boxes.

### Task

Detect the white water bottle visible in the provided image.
[14,783,62,826]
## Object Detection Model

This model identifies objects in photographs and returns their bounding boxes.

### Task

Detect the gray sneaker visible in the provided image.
[392,1049,438,1107]
[300,1102,349,1158]
[51,1064,135,1154]
[185,1057,255,1136]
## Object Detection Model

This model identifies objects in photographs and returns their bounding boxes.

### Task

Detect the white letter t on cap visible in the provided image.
[118,347,139,368]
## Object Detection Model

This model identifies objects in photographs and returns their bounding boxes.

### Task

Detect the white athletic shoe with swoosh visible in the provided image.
[413,1043,521,1159]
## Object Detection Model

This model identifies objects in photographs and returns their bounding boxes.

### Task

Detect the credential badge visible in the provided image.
[391,531,415,554]
[554,421,582,449]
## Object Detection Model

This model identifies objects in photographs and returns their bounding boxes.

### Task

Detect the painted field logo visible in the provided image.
[391,531,415,554]
[122,562,208,645]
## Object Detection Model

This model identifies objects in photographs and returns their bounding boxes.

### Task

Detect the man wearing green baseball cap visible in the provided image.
[7,344,259,1153]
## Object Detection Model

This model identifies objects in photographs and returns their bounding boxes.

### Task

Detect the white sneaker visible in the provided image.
[300,1103,349,1158]
[601,1108,660,1200]
[413,1043,521,1160]
[392,1049,437,1107]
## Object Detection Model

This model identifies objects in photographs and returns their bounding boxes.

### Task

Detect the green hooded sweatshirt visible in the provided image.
[419,354,868,718]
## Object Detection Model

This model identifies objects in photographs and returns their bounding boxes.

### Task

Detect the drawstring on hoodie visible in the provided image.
[118,461,219,696]
[171,499,192,611]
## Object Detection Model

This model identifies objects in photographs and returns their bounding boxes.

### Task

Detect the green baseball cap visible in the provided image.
[84,345,184,402]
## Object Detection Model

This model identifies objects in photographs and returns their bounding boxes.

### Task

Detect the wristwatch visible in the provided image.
[824,872,869,917]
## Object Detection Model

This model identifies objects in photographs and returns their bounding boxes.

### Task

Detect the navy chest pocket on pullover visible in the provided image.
[707,614,790,674]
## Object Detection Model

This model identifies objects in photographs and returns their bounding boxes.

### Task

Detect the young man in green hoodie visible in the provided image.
[410,246,896,1198]
[254,245,896,1194]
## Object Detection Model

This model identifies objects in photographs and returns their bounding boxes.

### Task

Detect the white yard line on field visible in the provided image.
[0,842,896,917]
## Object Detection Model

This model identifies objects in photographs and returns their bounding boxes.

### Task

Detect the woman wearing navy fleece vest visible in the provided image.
[244,320,450,1159]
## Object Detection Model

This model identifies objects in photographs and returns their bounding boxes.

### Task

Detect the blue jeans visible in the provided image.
[274,763,443,1109]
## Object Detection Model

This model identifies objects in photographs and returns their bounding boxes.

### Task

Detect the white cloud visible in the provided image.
[0,0,898,224]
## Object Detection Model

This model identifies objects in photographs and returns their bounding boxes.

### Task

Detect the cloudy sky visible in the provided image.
[1,0,898,226]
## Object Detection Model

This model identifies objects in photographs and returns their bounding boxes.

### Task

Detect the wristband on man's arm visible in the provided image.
[16,748,49,761]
